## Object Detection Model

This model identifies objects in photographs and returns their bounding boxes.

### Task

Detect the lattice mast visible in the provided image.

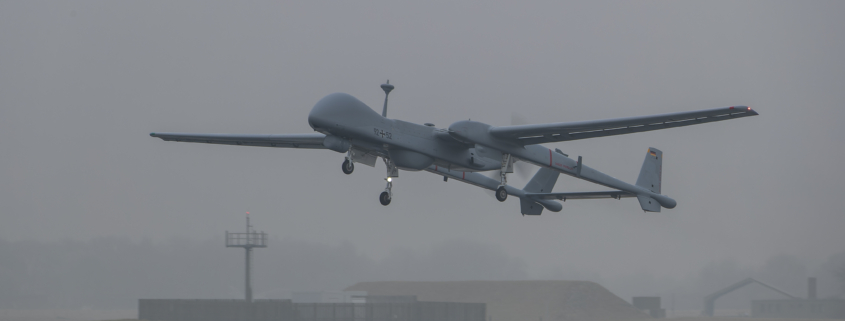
[226,212,267,302]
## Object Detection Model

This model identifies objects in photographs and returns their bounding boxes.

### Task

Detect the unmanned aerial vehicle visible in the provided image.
[151,81,758,215]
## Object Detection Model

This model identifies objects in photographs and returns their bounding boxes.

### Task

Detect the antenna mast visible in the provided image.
[226,212,267,302]
[381,80,394,117]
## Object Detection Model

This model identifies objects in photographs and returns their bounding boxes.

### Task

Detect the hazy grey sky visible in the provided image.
[1,1,844,282]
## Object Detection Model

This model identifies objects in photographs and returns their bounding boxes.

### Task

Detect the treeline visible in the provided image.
[0,236,842,310]
[603,252,845,311]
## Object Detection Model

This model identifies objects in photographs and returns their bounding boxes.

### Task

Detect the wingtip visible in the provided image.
[732,106,758,116]
[150,132,156,137]
[747,106,759,115]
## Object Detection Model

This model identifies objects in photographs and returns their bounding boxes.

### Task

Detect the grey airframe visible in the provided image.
[151,81,758,215]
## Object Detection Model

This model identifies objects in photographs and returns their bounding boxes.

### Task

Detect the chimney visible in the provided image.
[808,277,817,299]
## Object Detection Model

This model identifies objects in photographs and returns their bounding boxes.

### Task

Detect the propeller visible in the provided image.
[477,112,538,198]
[510,112,535,179]
[511,111,529,126]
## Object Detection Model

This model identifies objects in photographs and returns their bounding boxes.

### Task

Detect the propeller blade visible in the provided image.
[513,160,534,179]
[511,112,529,126]
[480,170,501,199]
[510,113,541,180]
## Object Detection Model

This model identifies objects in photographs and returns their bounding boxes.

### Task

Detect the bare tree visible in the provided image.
[835,264,845,294]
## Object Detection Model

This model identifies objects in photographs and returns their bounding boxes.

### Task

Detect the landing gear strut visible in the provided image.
[380,158,398,206]
[496,153,512,202]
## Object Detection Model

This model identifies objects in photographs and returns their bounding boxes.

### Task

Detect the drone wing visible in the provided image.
[489,106,758,145]
[150,132,327,149]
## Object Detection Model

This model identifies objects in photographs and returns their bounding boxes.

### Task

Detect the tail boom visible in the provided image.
[425,165,562,215]
[521,147,677,212]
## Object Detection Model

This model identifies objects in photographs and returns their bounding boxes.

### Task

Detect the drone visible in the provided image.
[152,81,758,215]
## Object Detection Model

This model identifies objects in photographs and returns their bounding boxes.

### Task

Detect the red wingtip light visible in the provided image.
[729,106,734,109]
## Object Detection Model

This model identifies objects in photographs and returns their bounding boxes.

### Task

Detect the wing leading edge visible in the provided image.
[150,132,327,149]
[489,106,758,145]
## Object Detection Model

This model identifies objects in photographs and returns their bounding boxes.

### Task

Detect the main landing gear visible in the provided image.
[380,158,398,206]
[496,186,508,202]
[496,153,512,202]
[342,150,354,174]
[342,159,354,174]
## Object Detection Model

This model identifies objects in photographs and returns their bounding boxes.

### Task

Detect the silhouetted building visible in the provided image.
[632,296,665,318]
[139,298,485,321]
[752,299,845,319]
[750,278,845,319]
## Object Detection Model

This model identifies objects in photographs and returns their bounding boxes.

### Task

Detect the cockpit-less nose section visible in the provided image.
[151,81,758,214]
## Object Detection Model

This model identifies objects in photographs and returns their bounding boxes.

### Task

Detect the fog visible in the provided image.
[1,237,842,311]
[1,0,844,313]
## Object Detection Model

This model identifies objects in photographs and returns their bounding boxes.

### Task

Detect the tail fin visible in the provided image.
[524,167,559,194]
[637,195,661,212]
[636,147,662,194]
[636,147,663,212]
[521,168,561,215]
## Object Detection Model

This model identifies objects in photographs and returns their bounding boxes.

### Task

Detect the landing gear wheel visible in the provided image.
[342,159,354,174]
[379,191,391,206]
[495,186,508,202]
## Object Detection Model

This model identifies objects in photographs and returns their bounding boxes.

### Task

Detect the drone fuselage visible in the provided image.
[308,92,502,172]
[306,92,675,209]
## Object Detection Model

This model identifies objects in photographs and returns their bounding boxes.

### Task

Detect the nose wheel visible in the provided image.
[342,159,354,174]
[379,191,391,206]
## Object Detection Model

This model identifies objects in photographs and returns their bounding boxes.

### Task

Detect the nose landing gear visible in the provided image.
[380,158,398,206]
[379,190,391,206]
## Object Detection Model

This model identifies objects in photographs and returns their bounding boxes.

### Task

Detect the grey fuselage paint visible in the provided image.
[307,93,676,208]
